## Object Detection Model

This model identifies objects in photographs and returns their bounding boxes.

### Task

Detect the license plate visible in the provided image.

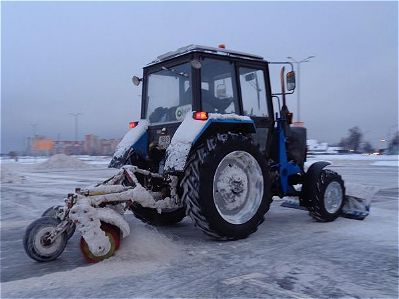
[158,135,171,149]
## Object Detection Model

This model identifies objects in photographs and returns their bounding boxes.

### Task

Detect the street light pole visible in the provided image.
[30,123,38,138]
[69,113,83,142]
[286,56,315,122]
[30,123,38,157]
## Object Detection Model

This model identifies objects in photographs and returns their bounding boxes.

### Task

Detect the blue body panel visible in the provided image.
[193,119,256,144]
[132,131,148,158]
[164,116,256,172]
[275,117,302,195]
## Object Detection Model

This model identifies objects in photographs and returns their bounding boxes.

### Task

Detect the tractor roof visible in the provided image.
[149,45,265,65]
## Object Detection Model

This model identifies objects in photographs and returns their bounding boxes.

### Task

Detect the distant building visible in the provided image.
[307,139,343,155]
[98,138,120,156]
[31,136,55,155]
[28,134,121,156]
[84,134,101,155]
[53,140,84,155]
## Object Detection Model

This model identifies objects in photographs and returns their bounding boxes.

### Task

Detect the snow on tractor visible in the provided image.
[24,45,364,263]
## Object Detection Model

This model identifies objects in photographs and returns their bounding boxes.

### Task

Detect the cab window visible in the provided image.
[200,59,239,114]
[146,62,192,123]
[239,67,268,117]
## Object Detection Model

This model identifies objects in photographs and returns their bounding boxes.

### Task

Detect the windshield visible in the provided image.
[146,63,192,124]
[200,58,239,114]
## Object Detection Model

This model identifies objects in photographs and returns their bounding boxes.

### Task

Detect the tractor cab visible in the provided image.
[128,45,284,169]
[139,44,271,122]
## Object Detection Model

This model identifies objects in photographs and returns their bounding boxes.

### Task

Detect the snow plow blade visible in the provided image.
[281,184,379,221]
[280,197,369,220]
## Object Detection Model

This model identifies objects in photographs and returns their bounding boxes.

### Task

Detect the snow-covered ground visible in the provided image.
[307,153,399,163]
[0,155,398,298]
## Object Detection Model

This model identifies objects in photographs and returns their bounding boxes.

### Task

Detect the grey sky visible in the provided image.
[1,1,398,153]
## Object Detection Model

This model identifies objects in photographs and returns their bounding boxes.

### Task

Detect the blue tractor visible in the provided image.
[24,45,347,263]
[109,44,345,240]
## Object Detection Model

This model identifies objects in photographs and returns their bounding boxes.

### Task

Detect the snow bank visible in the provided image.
[0,167,26,184]
[35,154,90,170]
[308,154,399,161]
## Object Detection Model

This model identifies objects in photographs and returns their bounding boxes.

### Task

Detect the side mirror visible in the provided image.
[132,76,142,86]
[286,71,296,91]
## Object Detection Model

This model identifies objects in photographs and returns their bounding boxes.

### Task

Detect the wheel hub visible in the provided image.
[215,163,248,208]
[230,175,244,194]
[324,181,343,214]
[213,151,264,224]
[40,233,53,247]
[34,226,63,256]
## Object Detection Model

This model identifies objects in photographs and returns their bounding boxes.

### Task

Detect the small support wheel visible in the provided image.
[80,222,121,263]
[23,216,67,262]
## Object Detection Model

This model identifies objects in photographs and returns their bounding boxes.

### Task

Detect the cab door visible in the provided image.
[236,63,274,155]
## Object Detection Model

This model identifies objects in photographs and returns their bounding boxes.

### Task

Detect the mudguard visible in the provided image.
[305,161,331,177]
[109,120,149,168]
[164,113,255,172]
[301,161,330,206]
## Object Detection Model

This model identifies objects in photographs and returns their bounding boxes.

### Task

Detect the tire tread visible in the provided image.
[181,133,271,240]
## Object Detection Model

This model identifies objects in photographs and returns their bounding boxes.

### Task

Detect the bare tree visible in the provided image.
[339,126,363,152]
[387,132,399,154]
[361,142,374,154]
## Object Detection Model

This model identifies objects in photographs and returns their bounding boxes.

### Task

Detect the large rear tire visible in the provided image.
[23,216,67,262]
[181,133,272,240]
[303,169,345,222]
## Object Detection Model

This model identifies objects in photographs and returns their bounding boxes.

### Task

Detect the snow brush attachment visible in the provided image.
[23,165,184,264]
[80,222,121,263]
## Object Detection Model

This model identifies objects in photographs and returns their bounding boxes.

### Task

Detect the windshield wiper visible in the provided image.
[161,66,189,78]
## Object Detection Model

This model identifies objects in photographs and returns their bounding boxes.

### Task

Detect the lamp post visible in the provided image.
[69,113,83,142]
[286,56,315,122]
[69,113,83,154]
[30,123,38,157]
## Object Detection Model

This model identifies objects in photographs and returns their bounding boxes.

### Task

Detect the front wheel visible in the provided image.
[181,133,272,240]
[304,169,345,222]
[23,216,67,262]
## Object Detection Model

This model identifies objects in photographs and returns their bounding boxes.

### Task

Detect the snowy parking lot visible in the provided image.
[1,155,398,298]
